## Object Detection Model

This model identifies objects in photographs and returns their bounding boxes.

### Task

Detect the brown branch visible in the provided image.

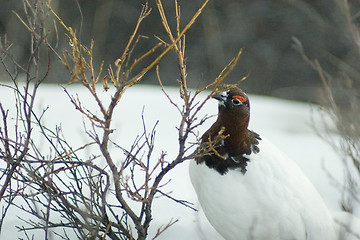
[151,218,179,240]
[115,2,152,85]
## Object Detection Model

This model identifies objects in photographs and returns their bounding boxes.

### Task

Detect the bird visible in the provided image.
[189,86,345,240]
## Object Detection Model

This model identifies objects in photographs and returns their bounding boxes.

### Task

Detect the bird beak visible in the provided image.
[212,92,227,106]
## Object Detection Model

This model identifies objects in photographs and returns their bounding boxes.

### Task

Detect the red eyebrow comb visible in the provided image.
[233,95,246,103]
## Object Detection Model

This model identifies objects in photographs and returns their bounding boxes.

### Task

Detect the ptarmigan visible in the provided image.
[189,86,355,240]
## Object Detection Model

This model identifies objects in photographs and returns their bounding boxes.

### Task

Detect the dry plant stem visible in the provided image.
[117,3,152,84]
[0,1,50,202]
[52,0,212,238]
[2,1,116,238]
[150,218,178,240]
[293,5,360,213]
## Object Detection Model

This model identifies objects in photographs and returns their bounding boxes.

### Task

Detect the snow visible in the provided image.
[0,83,358,239]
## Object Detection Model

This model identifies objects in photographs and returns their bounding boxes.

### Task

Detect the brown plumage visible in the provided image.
[195,87,261,175]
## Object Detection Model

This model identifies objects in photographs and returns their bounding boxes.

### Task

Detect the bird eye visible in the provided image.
[231,98,242,105]
[231,95,247,106]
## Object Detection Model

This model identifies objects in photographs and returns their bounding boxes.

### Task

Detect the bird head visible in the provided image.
[212,87,250,125]
[196,86,260,175]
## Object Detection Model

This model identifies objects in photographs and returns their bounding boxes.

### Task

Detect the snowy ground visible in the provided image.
[0,83,357,239]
